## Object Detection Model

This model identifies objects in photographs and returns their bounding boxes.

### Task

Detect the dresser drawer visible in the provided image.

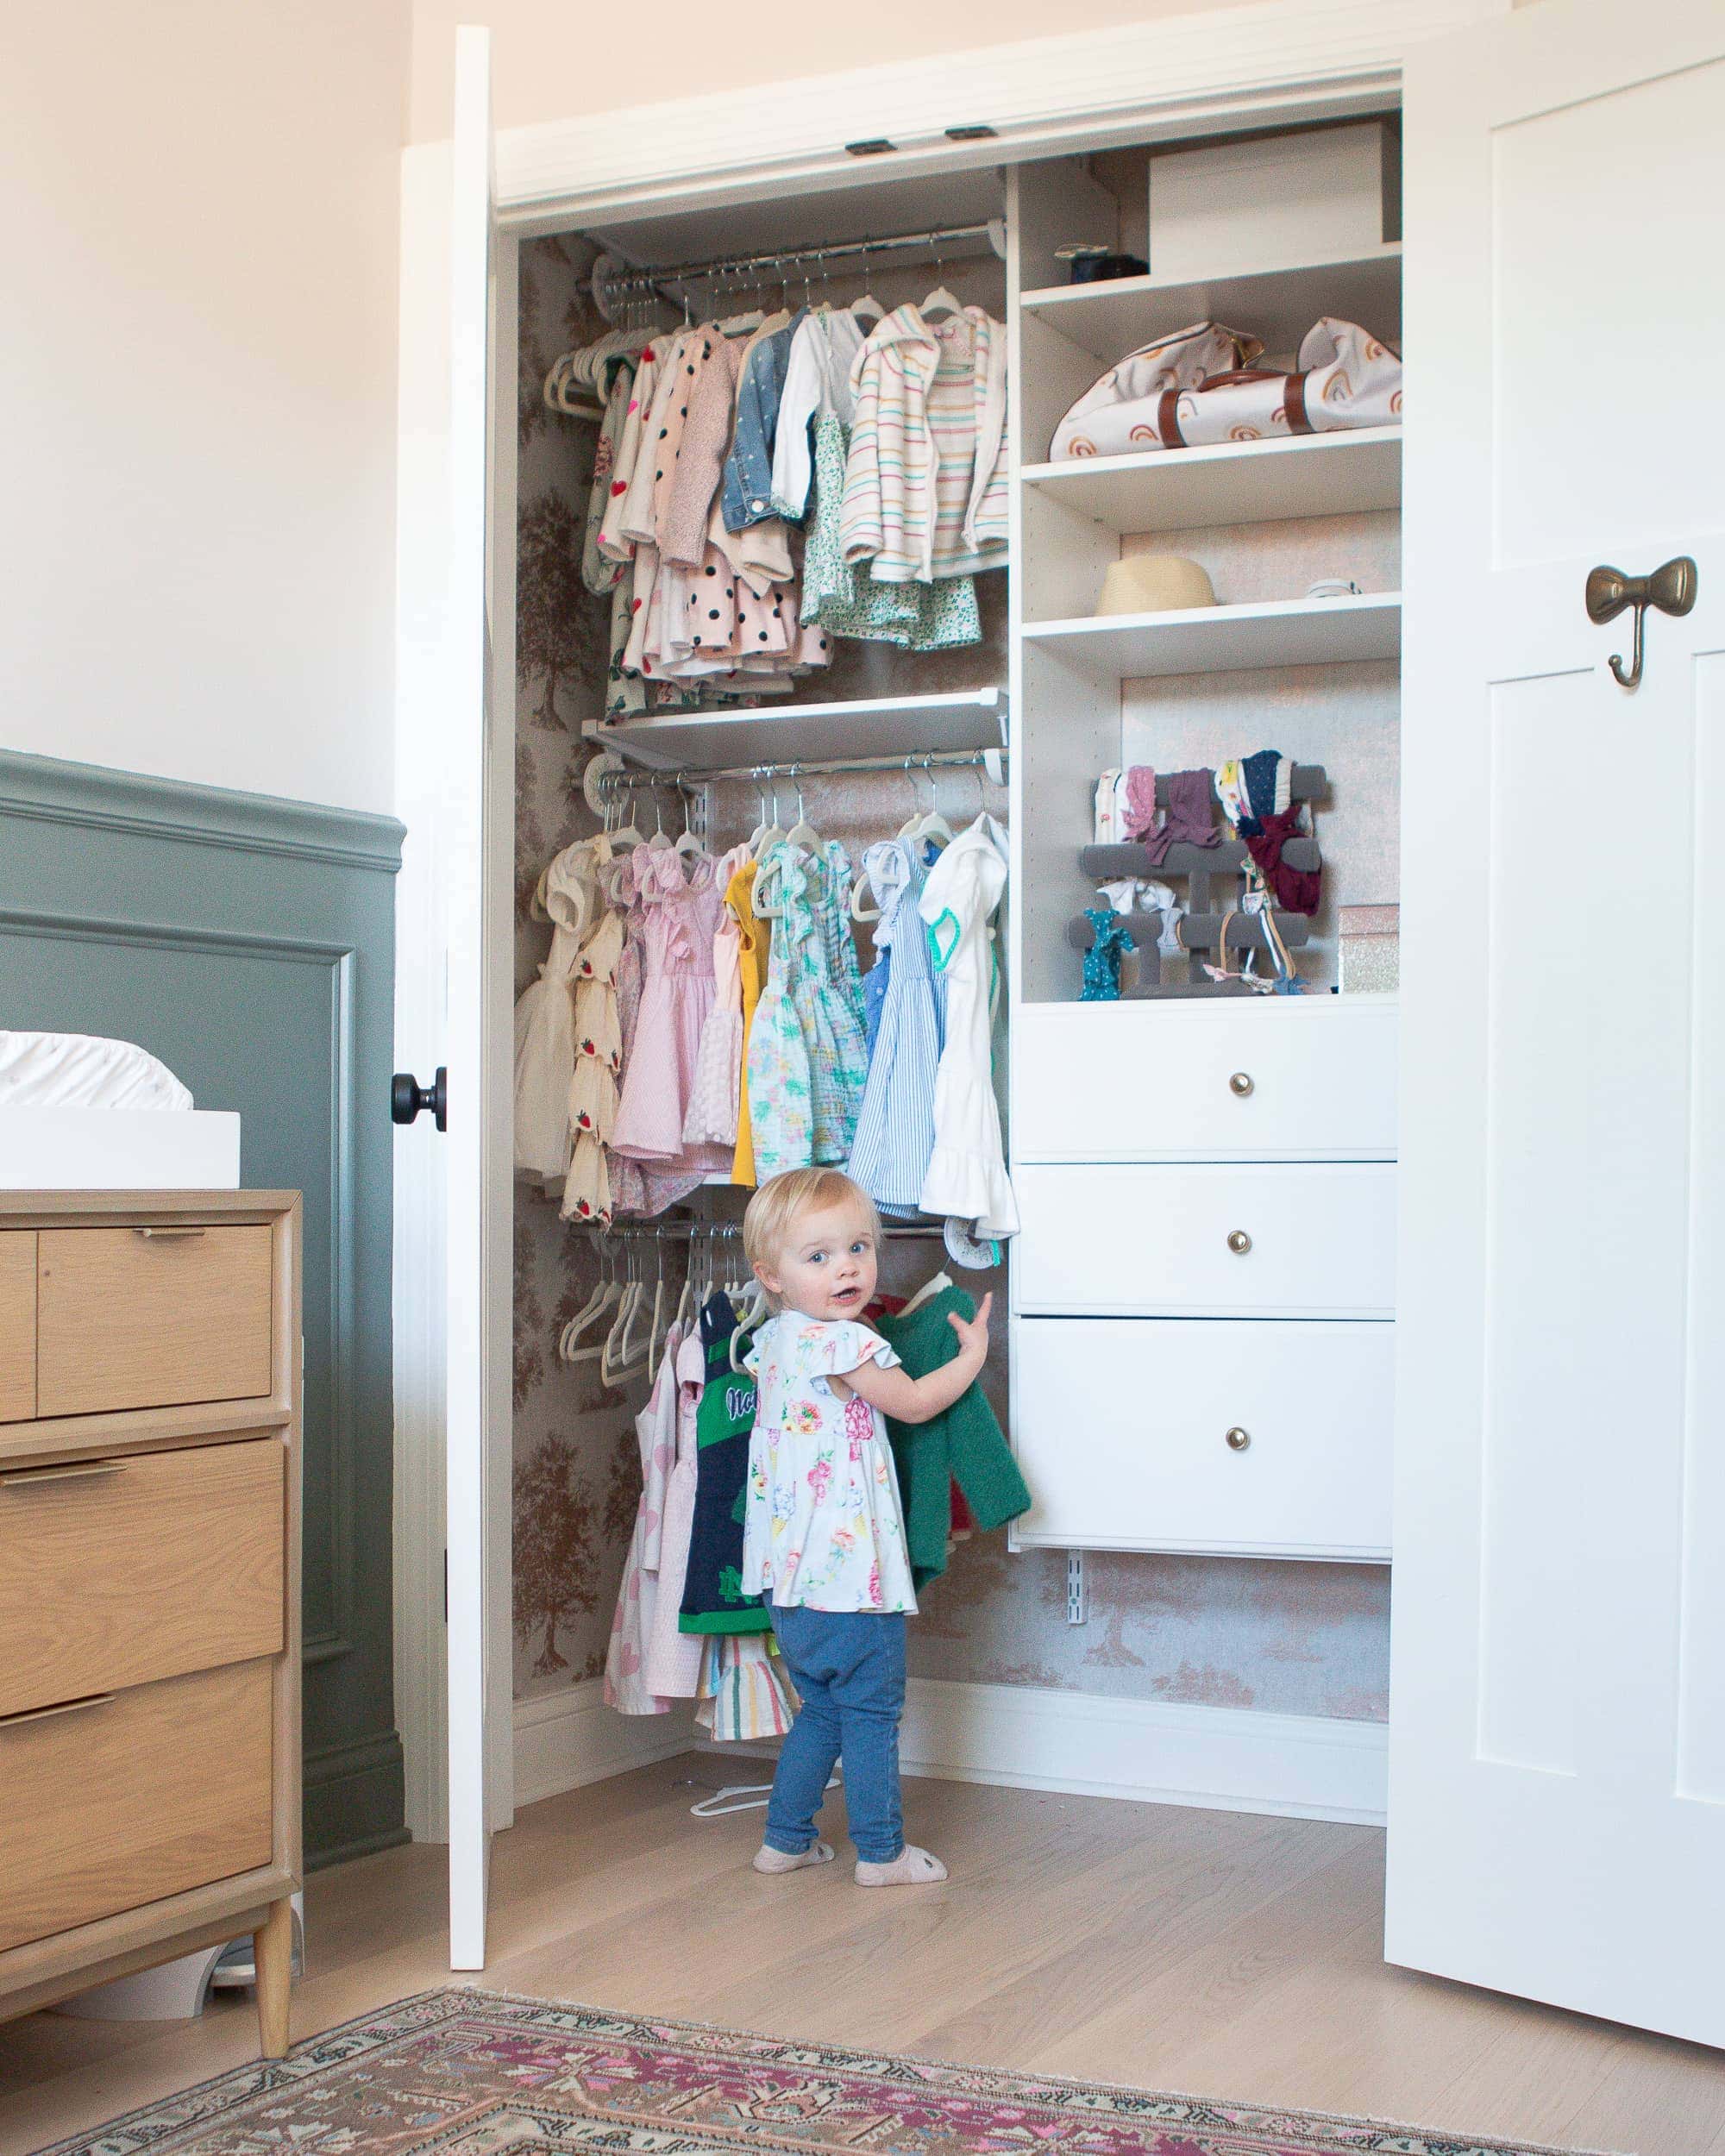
[1015,1163,1396,1317]
[1014,999,1397,1163]
[0,1439,284,1719]
[36,1225,274,1417]
[1013,1317,1393,1557]
[0,1658,274,1954]
[0,1232,35,1423]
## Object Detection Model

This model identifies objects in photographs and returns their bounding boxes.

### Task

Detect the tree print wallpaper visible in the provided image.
[510,235,1391,1723]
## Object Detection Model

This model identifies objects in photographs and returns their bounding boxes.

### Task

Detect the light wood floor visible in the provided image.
[4,1757,1723,2155]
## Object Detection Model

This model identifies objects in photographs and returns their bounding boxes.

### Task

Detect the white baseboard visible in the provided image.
[901,1677,1388,1826]
[514,1672,1386,1827]
[512,1679,695,1809]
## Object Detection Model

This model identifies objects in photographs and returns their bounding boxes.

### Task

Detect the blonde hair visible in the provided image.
[743,1168,880,1280]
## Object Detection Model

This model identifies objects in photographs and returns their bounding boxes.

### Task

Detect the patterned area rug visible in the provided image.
[35,1988,1595,2156]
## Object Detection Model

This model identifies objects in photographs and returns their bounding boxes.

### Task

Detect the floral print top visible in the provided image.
[739,1314,918,1614]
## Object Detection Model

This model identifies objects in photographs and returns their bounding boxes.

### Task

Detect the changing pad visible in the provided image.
[0,1031,193,1112]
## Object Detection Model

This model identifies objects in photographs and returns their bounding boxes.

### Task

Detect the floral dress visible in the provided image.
[805,843,870,1163]
[744,844,814,1180]
[740,1314,918,1614]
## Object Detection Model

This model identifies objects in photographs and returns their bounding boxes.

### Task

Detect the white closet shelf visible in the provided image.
[1020,244,1403,364]
[581,687,1007,771]
[1022,428,1402,534]
[1022,592,1402,680]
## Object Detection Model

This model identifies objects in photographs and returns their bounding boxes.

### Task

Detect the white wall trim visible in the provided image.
[493,0,1506,229]
[902,1677,1388,1824]
[514,1683,698,1809]
[514,1677,1386,1826]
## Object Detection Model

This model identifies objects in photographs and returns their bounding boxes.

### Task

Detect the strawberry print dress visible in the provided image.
[739,1314,918,1614]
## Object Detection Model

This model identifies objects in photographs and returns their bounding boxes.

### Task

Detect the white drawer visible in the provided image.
[1015,1162,1396,1318]
[1012,1317,1393,1557]
[1013,998,1397,1163]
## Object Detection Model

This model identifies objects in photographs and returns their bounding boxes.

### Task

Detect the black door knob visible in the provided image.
[392,1068,448,1132]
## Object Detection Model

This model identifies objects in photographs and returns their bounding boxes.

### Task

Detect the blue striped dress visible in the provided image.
[847,839,945,1216]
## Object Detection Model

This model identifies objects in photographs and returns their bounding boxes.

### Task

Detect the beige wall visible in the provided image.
[2,2,411,814]
[408,0,1257,141]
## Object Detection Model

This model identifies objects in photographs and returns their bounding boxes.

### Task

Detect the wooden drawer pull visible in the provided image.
[0,1458,124,1490]
[0,1691,115,1731]
[133,1225,207,1240]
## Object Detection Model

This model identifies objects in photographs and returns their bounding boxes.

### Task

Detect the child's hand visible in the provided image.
[948,1292,993,1371]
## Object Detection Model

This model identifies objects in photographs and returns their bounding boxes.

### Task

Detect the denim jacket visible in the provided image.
[722,309,806,531]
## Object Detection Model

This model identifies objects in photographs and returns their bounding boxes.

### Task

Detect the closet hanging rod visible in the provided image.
[563,1218,953,1241]
[595,221,1005,312]
[594,746,1006,790]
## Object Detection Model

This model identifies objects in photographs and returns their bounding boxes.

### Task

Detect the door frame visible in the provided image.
[390,0,1503,1883]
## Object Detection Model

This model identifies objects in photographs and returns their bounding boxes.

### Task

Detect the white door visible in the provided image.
[1390,0,1725,2043]
[393,23,515,1971]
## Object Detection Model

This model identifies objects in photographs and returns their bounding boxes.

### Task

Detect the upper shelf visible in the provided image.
[1022,427,1402,535]
[1020,245,1403,364]
[1021,593,1402,681]
[581,686,1007,771]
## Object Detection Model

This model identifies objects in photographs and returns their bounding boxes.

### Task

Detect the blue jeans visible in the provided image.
[765,1606,906,1864]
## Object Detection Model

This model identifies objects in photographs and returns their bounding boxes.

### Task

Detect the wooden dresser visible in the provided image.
[0,1190,300,2058]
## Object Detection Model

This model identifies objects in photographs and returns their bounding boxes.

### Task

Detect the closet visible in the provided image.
[505,119,1406,1783]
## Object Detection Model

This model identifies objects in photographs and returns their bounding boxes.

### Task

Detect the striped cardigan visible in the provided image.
[837,303,1009,584]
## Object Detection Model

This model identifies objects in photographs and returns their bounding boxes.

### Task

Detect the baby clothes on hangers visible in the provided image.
[641,1324,709,1700]
[563,840,627,1224]
[919,814,1019,1238]
[512,837,598,1188]
[770,304,869,521]
[604,1320,686,1715]
[806,843,870,1165]
[848,837,944,1217]
[682,840,752,1149]
[680,1291,772,1637]
[840,303,1009,586]
[728,856,768,1188]
[744,844,816,1181]
[612,846,731,1181]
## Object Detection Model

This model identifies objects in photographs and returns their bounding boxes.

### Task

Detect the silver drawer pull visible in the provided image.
[1228,1071,1253,1097]
[1226,1229,1252,1255]
[1225,1426,1251,1452]
[0,1457,124,1490]
[0,1692,115,1731]
[134,1225,207,1240]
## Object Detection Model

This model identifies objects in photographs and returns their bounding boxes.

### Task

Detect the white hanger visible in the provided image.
[730,1280,769,1373]
[560,1235,621,1363]
[850,292,886,323]
[920,247,963,322]
[751,772,786,862]
[783,769,820,852]
[896,759,954,849]
[644,785,674,854]
[599,1241,644,1388]
[674,775,706,858]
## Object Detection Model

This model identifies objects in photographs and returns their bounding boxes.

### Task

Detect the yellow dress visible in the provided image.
[729,860,769,1186]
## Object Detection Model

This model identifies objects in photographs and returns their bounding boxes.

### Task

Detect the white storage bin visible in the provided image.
[1147,121,1400,282]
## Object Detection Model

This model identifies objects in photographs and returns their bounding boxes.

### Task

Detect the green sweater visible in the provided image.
[876,1286,1031,1588]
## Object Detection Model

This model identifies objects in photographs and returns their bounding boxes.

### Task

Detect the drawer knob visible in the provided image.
[1226,1229,1252,1255]
[1225,1426,1251,1451]
[1228,1071,1254,1097]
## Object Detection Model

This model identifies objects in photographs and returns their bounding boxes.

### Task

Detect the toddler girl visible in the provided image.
[739,1167,991,1886]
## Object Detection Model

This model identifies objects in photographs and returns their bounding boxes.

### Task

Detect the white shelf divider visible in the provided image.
[582,686,1007,771]
[1021,244,1403,365]
[1023,428,1402,535]
[1022,593,1402,681]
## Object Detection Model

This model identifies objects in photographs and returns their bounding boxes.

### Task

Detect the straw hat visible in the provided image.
[1096,555,1216,616]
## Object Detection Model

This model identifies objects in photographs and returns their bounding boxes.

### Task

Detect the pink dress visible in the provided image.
[612,847,729,1176]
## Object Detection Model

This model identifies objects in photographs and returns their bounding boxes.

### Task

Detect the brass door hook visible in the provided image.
[1585,555,1697,690]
